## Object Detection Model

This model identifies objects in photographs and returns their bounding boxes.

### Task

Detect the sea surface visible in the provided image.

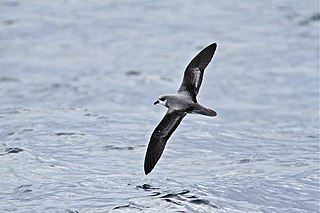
[0,0,319,212]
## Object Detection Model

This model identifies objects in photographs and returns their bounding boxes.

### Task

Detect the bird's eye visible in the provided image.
[159,97,165,101]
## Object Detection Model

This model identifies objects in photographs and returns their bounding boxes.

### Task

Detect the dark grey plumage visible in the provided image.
[178,43,217,102]
[144,43,217,175]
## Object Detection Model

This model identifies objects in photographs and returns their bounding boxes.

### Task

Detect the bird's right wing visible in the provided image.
[177,43,217,102]
[144,111,187,175]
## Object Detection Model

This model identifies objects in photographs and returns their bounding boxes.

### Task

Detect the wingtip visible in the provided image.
[210,42,217,49]
[144,165,152,175]
[198,43,217,58]
[144,165,148,175]
[144,160,153,175]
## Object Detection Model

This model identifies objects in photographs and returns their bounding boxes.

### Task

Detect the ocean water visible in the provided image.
[0,0,319,212]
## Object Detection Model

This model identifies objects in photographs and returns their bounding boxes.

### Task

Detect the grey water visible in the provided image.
[0,0,319,212]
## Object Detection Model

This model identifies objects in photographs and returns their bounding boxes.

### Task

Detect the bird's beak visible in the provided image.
[154,100,159,105]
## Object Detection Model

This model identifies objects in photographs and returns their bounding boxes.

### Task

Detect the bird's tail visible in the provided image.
[193,106,217,117]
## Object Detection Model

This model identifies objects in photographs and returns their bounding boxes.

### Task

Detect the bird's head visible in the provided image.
[154,95,168,107]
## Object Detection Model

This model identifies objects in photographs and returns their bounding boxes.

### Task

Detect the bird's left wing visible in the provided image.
[144,111,187,175]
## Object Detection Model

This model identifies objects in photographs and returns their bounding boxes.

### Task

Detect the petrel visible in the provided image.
[144,43,217,175]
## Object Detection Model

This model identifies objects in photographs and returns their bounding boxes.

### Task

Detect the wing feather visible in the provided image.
[178,43,217,101]
[144,111,187,174]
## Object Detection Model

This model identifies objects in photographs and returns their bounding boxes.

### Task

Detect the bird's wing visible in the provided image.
[177,43,217,102]
[144,111,187,174]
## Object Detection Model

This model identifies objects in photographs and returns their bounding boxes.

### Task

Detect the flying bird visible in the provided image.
[144,43,218,175]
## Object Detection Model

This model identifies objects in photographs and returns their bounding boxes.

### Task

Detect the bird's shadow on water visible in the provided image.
[113,182,219,211]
